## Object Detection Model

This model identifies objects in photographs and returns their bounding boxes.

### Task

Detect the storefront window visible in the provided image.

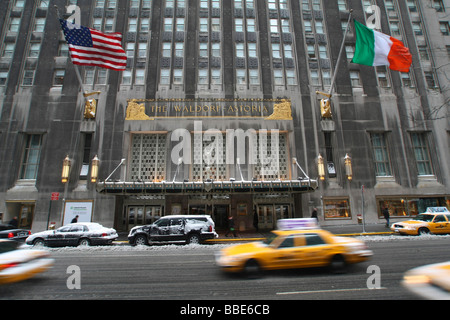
[377,196,448,218]
[324,198,351,220]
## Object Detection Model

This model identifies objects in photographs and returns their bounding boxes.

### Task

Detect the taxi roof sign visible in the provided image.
[426,207,450,213]
[277,218,319,231]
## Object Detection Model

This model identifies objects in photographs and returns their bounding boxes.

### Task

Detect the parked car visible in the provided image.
[26,222,118,247]
[0,224,31,242]
[391,207,450,235]
[0,239,54,285]
[216,218,373,277]
[128,215,218,245]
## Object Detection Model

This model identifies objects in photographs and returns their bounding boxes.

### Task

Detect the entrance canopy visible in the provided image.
[96,179,317,195]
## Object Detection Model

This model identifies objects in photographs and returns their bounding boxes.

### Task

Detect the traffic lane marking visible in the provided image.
[276,287,387,295]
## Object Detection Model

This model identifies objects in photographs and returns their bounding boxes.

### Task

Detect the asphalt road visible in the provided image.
[1,237,449,302]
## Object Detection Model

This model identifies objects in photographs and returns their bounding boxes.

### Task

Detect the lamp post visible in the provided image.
[317,154,325,181]
[90,155,100,183]
[344,153,353,181]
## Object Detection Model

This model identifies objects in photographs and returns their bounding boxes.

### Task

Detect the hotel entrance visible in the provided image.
[125,205,163,231]
[256,204,291,230]
[188,203,229,230]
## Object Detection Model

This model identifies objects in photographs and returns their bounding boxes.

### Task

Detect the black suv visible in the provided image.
[128,215,218,245]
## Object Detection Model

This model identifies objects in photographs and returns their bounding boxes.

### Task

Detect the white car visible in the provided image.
[128,215,218,245]
[0,240,54,285]
[26,222,118,247]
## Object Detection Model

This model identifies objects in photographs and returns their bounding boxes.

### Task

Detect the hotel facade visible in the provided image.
[0,0,449,232]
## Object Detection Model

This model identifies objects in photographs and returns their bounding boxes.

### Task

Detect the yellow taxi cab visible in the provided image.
[402,261,450,300]
[215,219,372,277]
[391,207,450,236]
[0,240,54,285]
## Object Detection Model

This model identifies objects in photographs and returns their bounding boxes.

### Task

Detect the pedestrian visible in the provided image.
[382,207,390,227]
[8,216,18,228]
[253,209,259,232]
[311,208,318,222]
[71,215,79,223]
[225,216,237,237]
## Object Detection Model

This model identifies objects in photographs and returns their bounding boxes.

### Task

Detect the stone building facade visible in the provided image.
[0,0,448,232]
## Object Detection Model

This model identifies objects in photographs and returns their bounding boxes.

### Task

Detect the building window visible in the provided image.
[9,18,21,32]
[433,0,445,12]
[349,71,361,87]
[424,71,437,89]
[211,69,222,84]
[249,69,259,85]
[122,69,132,85]
[28,43,41,58]
[160,69,170,85]
[324,198,351,220]
[273,69,283,85]
[377,196,448,218]
[439,22,449,35]
[236,69,246,84]
[411,133,434,176]
[53,69,65,86]
[376,66,390,88]
[22,70,35,86]
[80,133,92,180]
[135,68,145,85]
[324,132,336,178]
[173,69,183,84]
[286,70,297,85]
[0,72,7,85]
[370,133,392,177]
[34,18,46,32]
[20,134,43,180]
[198,69,208,84]
[130,134,167,182]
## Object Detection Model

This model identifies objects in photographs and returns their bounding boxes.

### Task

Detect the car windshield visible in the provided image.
[413,214,434,222]
[262,232,278,246]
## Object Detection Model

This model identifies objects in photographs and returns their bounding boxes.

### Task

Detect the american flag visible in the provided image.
[60,19,127,71]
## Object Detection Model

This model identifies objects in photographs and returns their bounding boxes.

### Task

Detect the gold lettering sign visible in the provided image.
[125,98,292,120]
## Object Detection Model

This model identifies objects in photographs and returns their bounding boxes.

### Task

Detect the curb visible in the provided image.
[113,231,395,245]
[205,231,395,243]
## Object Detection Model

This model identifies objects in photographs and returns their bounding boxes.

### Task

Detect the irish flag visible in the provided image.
[351,20,412,72]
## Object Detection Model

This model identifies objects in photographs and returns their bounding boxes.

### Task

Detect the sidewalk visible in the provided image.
[208,223,392,243]
[116,223,393,243]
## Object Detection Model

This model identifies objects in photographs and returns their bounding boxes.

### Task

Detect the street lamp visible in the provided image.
[344,153,353,181]
[61,155,71,183]
[317,154,325,181]
[90,155,100,183]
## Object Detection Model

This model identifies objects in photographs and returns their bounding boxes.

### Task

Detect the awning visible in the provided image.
[96,179,318,195]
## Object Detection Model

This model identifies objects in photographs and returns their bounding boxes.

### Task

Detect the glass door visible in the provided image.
[127,206,144,230]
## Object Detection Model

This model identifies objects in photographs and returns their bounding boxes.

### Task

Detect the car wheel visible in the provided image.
[187,233,201,244]
[244,259,262,279]
[33,238,45,247]
[134,235,148,246]
[78,238,91,246]
[329,255,346,274]
[418,227,430,235]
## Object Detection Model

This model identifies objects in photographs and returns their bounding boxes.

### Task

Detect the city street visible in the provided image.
[1,235,449,301]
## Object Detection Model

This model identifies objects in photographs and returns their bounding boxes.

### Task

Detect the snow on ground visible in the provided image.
[19,233,450,253]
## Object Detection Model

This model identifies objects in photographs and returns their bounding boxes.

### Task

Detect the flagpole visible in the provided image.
[53,5,93,101]
[327,9,353,97]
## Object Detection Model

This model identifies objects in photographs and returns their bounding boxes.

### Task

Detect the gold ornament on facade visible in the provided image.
[265,99,292,120]
[83,91,101,119]
[84,99,97,119]
[126,99,153,120]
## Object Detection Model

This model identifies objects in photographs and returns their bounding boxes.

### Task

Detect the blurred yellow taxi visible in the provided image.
[402,261,450,300]
[391,207,450,236]
[215,219,372,277]
[0,240,54,285]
